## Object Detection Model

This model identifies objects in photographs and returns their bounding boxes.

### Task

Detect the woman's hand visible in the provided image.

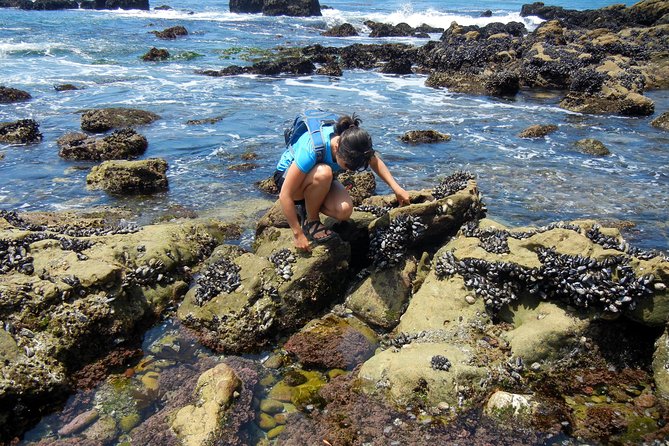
[395,187,410,206]
[294,232,311,252]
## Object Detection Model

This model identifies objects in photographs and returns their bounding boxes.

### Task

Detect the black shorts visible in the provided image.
[273,169,287,191]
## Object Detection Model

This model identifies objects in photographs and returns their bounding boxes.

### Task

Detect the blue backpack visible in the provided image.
[284,109,339,163]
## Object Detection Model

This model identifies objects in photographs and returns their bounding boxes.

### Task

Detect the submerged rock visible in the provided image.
[86,158,168,195]
[283,314,378,369]
[575,138,611,156]
[170,363,242,446]
[321,23,358,37]
[651,111,669,131]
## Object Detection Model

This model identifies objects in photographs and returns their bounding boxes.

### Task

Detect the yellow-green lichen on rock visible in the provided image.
[170,363,241,446]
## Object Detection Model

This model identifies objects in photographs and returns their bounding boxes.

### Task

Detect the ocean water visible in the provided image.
[1,0,667,252]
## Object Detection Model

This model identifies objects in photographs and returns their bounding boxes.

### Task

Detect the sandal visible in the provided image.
[302,220,337,244]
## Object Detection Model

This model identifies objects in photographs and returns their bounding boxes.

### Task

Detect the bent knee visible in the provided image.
[337,201,353,221]
[312,164,333,184]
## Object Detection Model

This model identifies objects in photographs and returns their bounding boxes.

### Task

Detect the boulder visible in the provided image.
[80,107,160,133]
[518,124,558,138]
[58,128,148,160]
[321,23,358,37]
[94,0,149,10]
[425,71,519,97]
[177,229,350,353]
[380,58,413,75]
[574,138,610,156]
[170,364,242,446]
[560,90,655,117]
[498,297,592,363]
[345,260,416,329]
[19,0,78,9]
[0,119,42,144]
[358,342,489,407]
[262,0,321,17]
[651,111,669,131]
[151,25,188,39]
[316,61,343,77]
[283,314,378,369]
[0,86,31,103]
[229,0,263,13]
[142,47,170,61]
[86,158,168,195]
[400,130,451,144]
[54,84,80,91]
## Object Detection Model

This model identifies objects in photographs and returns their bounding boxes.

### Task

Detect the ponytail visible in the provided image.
[335,113,374,171]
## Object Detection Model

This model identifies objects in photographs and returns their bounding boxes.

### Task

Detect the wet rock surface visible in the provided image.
[151,25,188,39]
[57,128,148,160]
[0,86,31,103]
[0,210,240,442]
[0,119,42,144]
[86,158,169,195]
[80,107,160,133]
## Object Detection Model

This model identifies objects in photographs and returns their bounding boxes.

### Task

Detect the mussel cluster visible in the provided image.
[585,224,667,261]
[193,258,241,306]
[369,214,427,269]
[0,238,34,274]
[122,257,172,288]
[354,204,392,217]
[462,221,511,254]
[431,355,452,371]
[435,244,657,315]
[433,171,476,199]
[269,248,296,281]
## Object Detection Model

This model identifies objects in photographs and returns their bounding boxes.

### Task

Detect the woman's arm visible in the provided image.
[369,154,410,206]
[279,163,311,250]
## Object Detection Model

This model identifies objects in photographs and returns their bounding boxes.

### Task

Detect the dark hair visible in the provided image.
[335,113,374,171]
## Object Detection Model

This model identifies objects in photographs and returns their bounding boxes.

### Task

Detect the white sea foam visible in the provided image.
[96,7,260,23]
[322,5,544,31]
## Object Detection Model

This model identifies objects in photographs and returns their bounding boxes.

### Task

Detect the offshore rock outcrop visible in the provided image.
[0,0,149,10]
[57,128,148,161]
[80,107,160,133]
[0,119,42,144]
[0,211,240,442]
[0,86,31,103]
[229,0,321,17]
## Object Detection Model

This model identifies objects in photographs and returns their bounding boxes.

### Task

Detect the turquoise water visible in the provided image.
[1,0,667,252]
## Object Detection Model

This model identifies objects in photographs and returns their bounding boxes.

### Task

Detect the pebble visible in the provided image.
[530,362,541,371]
[465,295,476,304]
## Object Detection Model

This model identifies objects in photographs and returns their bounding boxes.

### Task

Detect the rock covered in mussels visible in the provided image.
[0,119,42,144]
[80,107,160,133]
[57,128,148,160]
[0,210,238,443]
[86,158,169,195]
[0,86,31,103]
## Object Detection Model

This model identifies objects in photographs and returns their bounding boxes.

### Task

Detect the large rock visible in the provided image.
[80,107,160,133]
[170,363,242,446]
[0,86,31,103]
[229,0,263,13]
[57,128,148,160]
[19,0,78,9]
[0,119,42,144]
[151,25,188,39]
[0,211,238,442]
[345,260,415,329]
[560,89,655,116]
[358,342,489,407]
[262,0,320,16]
[86,158,168,195]
[177,228,350,354]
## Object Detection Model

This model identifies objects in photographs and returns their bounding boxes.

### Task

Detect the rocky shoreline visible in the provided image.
[1,0,669,444]
[1,169,669,444]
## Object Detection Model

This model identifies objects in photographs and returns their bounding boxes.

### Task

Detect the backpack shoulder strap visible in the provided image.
[302,110,338,163]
